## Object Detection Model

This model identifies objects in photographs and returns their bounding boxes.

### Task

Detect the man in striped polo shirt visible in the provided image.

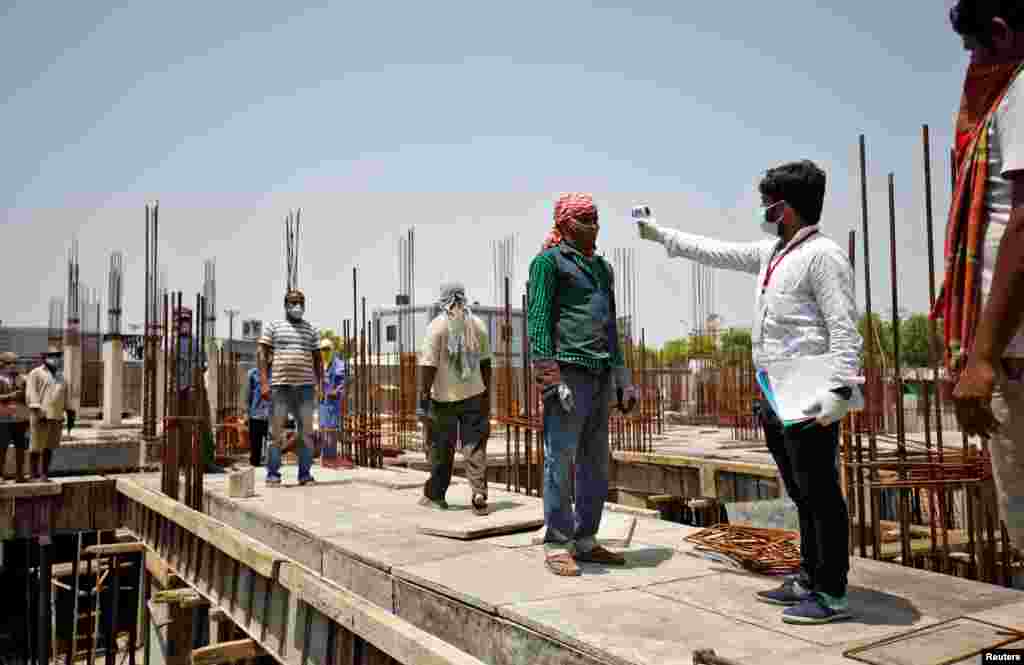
[258,289,323,486]
[528,193,638,577]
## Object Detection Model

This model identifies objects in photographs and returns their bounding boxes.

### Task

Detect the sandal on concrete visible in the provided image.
[545,552,580,577]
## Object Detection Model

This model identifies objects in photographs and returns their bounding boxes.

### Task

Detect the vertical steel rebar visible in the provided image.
[889,173,913,566]
[858,135,883,558]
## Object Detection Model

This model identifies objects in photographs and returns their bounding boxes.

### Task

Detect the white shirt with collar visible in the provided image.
[656,224,864,394]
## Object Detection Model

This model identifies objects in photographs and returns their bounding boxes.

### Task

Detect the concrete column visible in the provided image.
[155,351,165,435]
[102,336,124,426]
[699,464,718,498]
[205,339,219,424]
[63,336,82,413]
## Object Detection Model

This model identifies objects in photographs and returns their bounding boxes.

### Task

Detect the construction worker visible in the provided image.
[528,193,637,576]
[25,344,71,481]
[0,352,29,483]
[318,337,353,468]
[417,282,492,514]
[942,0,1024,556]
[258,289,322,486]
[246,360,271,467]
[635,161,863,624]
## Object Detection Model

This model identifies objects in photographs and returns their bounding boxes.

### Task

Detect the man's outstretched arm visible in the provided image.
[633,206,764,275]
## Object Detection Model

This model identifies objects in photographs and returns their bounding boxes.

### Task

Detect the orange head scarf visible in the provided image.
[541,193,599,257]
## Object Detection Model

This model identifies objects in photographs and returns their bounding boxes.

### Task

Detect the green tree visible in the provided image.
[661,338,690,365]
[719,327,753,356]
[899,314,942,368]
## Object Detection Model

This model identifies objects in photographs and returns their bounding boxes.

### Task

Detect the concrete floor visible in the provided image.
[126,465,1024,665]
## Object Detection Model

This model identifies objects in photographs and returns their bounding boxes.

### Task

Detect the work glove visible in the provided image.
[613,367,638,414]
[801,390,849,427]
[632,205,664,244]
[66,409,77,434]
[533,359,575,413]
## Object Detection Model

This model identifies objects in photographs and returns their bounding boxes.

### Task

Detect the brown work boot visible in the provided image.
[545,552,580,577]
[575,545,626,566]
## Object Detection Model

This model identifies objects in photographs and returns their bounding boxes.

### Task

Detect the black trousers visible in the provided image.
[757,400,849,597]
[249,418,269,467]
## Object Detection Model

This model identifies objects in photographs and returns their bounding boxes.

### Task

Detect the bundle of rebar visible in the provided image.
[684,524,802,575]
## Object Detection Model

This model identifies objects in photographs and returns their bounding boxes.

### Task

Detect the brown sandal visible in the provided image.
[545,552,580,577]
[575,545,626,566]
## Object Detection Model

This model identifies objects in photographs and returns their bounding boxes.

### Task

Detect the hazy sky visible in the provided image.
[2,1,968,346]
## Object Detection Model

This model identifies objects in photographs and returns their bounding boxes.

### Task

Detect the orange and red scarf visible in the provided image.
[542,192,599,257]
[933,60,1024,373]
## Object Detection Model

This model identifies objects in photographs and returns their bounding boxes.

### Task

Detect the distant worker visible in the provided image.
[246,359,272,467]
[941,0,1024,555]
[635,161,863,624]
[318,337,353,468]
[0,352,29,483]
[25,344,71,482]
[417,282,492,515]
[258,289,322,486]
[527,193,637,577]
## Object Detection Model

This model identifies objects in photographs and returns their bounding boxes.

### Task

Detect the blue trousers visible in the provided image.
[267,385,314,482]
[542,364,611,554]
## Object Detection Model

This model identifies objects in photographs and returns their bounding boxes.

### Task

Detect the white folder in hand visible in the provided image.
[760,356,863,426]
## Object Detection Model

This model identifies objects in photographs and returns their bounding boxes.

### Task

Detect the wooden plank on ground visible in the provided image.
[0,482,62,499]
[116,478,280,578]
[278,562,486,665]
[191,639,264,665]
[85,542,147,556]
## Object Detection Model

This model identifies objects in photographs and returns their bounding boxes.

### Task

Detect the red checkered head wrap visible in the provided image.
[542,193,599,257]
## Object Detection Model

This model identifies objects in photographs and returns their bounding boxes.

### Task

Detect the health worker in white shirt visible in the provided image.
[634,159,863,626]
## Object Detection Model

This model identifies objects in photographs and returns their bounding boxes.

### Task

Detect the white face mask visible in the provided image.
[286,304,305,320]
[758,201,786,236]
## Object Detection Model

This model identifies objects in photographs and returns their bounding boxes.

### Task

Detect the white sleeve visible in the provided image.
[998,77,1024,176]
[658,228,765,275]
[808,247,863,388]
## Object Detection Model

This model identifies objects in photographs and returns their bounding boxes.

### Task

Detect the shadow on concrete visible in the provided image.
[842,586,923,627]
[577,546,676,576]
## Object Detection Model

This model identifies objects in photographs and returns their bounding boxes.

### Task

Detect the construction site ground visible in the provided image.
[120,465,1024,665]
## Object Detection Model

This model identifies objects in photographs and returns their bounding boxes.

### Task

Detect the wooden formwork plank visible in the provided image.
[191,639,264,665]
[117,478,280,578]
[279,562,485,665]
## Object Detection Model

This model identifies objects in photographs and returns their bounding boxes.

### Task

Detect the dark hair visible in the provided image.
[758,160,826,224]
[950,1,1024,45]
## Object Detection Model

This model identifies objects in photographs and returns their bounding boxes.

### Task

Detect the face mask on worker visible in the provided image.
[758,201,786,236]
[286,303,304,321]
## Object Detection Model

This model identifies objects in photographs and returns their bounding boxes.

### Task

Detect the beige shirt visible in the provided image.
[419,313,492,403]
[26,365,67,421]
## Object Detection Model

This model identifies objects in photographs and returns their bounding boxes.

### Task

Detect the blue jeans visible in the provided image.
[268,385,315,482]
[542,364,611,555]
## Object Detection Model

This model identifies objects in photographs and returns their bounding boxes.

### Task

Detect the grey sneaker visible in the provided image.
[418,495,448,510]
[755,578,813,606]
[266,476,282,487]
[472,494,488,516]
[298,477,316,487]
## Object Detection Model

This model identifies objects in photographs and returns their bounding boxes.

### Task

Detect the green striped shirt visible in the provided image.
[527,246,625,370]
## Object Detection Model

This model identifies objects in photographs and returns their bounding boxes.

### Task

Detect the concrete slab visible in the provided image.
[838,616,1024,665]
[847,557,1024,619]
[644,571,946,648]
[965,599,1024,632]
[501,588,815,665]
[416,494,544,540]
[322,527,496,571]
[393,548,621,614]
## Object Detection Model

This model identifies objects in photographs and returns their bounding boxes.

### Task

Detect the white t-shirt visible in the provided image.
[983,74,1024,357]
[419,313,492,403]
